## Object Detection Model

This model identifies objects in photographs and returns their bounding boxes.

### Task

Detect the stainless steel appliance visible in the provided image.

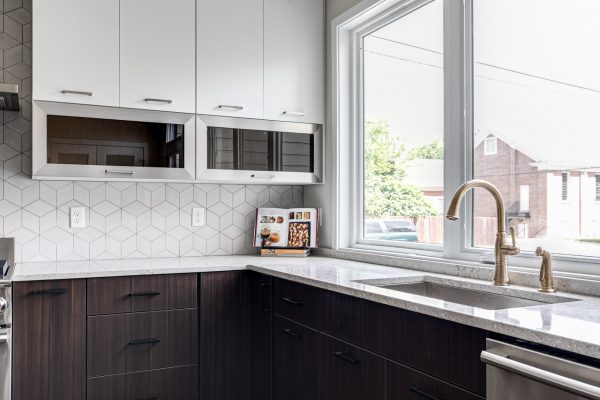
[483,339,600,399]
[0,238,14,400]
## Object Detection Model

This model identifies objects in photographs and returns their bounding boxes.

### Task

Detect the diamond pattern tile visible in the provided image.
[0,3,304,261]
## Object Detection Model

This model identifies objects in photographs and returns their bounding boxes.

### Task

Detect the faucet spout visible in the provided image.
[445,179,519,286]
[446,180,506,233]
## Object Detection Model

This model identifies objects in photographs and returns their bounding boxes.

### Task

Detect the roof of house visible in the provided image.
[474,129,600,172]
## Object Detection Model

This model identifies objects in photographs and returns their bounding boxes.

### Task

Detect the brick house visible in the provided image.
[474,133,600,243]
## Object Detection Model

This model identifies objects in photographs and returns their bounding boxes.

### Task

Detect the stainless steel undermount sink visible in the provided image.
[358,277,580,310]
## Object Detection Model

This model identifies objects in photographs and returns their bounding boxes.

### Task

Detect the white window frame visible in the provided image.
[483,136,497,155]
[332,0,600,275]
[519,185,530,212]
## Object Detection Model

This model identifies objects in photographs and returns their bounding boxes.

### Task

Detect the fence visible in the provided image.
[411,216,497,247]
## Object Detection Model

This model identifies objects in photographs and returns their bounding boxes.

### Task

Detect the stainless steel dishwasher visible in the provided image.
[482,339,600,400]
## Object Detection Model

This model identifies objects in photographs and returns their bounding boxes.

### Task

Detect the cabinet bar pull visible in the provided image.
[128,338,161,346]
[283,111,306,117]
[333,351,360,364]
[282,297,306,306]
[218,105,244,111]
[408,386,439,400]
[129,291,160,297]
[105,169,134,175]
[282,328,302,338]
[60,89,93,96]
[31,288,67,295]
[144,98,173,104]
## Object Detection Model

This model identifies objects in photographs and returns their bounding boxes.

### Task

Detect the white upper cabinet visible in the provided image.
[197,0,263,118]
[264,0,324,124]
[33,0,119,107]
[120,0,196,113]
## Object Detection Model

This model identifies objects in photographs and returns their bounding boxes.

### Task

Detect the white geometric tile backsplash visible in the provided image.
[0,0,304,262]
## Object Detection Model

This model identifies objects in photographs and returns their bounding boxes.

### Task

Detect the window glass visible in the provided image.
[472,0,600,256]
[362,0,444,245]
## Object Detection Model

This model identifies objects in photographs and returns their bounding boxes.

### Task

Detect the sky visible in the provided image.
[363,0,600,165]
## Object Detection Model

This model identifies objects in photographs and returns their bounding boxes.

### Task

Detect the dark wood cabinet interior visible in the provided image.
[12,271,489,400]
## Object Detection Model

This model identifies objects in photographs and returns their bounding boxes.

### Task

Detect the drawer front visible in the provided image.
[318,334,385,400]
[87,274,197,315]
[386,361,484,400]
[273,278,319,328]
[383,308,488,396]
[87,309,198,377]
[273,316,318,400]
[319,289,390,355]
[87,365,199,400]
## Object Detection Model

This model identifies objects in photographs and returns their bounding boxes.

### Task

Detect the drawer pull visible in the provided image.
[282,297,306,306]
[333,351,360,364]
[409,386,439,400]
[128,338,161,346]
[144,98,173,104]
[129,291,161,297]
[31,288,67,295]
[282,328,302,338]
[218,104,244,111]
[61,89,93,96]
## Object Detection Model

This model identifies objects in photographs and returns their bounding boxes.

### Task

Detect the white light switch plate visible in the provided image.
[70,207,86,228]
[192,207,206,227]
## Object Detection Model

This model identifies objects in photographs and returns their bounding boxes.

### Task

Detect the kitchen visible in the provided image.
[0,0,599,399]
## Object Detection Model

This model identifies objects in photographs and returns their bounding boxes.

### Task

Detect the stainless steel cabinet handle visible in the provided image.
[481,350,600,400]
[60,90,93,96]
[283,111,306,117]
[0,333,7,344]
[105,169,134,175]
[144,98,173,104]
[250,173,275,180]
[0,297,7,313]
[218,105,244,111]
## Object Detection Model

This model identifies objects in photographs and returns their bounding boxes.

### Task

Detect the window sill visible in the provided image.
[316,247,600,296]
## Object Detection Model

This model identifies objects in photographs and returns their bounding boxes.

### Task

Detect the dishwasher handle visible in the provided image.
[481,350,600,400]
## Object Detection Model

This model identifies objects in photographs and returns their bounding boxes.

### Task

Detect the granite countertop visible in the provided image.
[11,255,600,359]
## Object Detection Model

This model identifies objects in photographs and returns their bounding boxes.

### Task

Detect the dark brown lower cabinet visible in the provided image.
[251,272,273,400]
[318,334,385,400]
[200,271,252,400]
[87,365,199,400]
[273,316,319,400]
[12,279,86,400]
[386,360,484,400]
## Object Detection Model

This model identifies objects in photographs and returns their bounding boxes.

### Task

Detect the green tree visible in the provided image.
[409,138,443,160]
[364,120,437,219]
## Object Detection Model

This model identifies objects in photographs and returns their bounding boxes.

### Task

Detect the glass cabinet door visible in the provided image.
[207,127,314,173]
[46,115,186,169]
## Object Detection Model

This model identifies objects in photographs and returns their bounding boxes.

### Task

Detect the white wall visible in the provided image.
[304,0,363,248]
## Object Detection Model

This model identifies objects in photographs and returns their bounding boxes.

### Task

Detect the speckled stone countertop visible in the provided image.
[11,255,600,359]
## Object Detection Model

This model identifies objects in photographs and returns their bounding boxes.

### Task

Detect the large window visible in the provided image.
[342,0,600,270]
[362,0,444,247]
[472,0,600,258]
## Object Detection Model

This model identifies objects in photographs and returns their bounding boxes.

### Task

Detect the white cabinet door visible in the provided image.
[197,0,263,118]
[33,0,119,107]
[120,0,196,113]
[264,0,324,124]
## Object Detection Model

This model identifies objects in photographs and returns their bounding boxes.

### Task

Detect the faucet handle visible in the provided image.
[501,227,520,255]
[509,226,517,247]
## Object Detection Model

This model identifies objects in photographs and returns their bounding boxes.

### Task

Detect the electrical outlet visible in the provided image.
[70,207,86,228]
[192,207,206,227]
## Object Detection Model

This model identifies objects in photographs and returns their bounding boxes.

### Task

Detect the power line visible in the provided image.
[367,36,600,93]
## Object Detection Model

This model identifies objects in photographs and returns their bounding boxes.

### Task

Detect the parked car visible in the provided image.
[364,219,418,242]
